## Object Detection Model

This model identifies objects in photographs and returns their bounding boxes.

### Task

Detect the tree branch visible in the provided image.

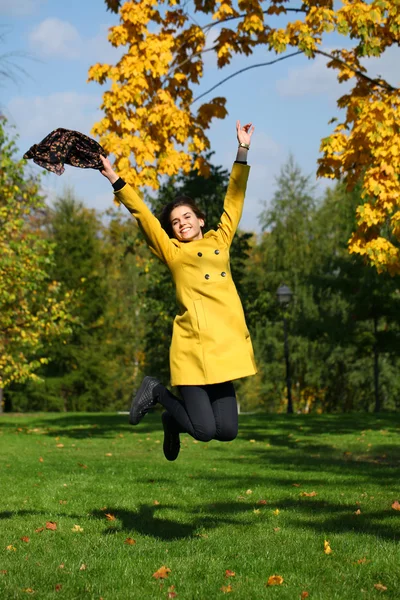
[202,7,307,33]
[315,48,398,92]
[191,51,303,104]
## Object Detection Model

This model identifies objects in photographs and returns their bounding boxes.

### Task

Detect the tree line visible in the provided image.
[2,118,400,414]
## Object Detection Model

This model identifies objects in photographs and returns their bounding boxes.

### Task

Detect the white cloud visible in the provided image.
[6,91,102,139]
[276,53,343,98]
[28,18,122,64]
[29,18,82,59]
[0,0,46,17]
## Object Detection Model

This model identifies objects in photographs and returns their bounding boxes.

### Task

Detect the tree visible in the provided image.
[0,119,72,411]
[93,0,400,272]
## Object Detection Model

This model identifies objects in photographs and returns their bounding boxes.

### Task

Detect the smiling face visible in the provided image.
[170,205,205,242]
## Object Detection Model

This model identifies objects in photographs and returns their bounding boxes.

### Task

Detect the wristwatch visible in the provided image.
[238,142,250,150]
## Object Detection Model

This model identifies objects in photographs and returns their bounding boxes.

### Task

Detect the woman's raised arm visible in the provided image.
[100,156,178,264]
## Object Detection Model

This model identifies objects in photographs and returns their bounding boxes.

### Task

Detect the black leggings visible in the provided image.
[155,382,238,442]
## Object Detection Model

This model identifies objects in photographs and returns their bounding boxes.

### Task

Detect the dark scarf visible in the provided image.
[24,128,106,175]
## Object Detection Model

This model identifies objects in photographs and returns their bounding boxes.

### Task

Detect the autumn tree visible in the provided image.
[0,119,72,411]
[92,0,400,272]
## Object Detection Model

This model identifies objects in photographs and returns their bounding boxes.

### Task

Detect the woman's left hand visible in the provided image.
[236,121,255,146]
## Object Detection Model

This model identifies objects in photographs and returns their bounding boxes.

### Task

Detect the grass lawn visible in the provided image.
[0,411,399,600]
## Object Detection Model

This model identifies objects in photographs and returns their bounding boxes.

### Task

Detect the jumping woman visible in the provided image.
[100,120,257,461]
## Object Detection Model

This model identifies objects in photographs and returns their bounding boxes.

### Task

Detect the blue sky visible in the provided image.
[1,0,398,232]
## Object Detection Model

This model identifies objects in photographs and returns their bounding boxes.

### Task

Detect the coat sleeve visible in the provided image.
[114,183,178,264]
[217,163,251,247]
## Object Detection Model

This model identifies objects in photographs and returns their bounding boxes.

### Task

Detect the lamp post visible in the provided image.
[277,284,294,414]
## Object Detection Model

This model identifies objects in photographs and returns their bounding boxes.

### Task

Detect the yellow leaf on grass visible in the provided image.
[105,513,116,521]
[6,545,16,551]
[300,491,317,497]
[124,538,136,545]
[374,583,387,591]
[71,525,83,532]
[246,489,253,495]
[152,565,171,579]
[273,509,280,516]
[79,564,87,571]
[266,575,284,586]
[153,500,160,506]
[354,509,361,515]
[324,540,332,554]
[253,509,260,515]
[22,588,34,594]
[221,584,233,593]
[56,444,64,448]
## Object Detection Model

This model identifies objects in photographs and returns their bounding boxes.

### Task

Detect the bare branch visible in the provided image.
[191,51,303,104]
[315,48,398,92]
[202,7,307,33]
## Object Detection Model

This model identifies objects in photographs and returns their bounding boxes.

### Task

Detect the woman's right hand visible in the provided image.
[100,155,119,185]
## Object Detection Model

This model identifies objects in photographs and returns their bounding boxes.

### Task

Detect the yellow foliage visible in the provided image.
[95,0,400,271]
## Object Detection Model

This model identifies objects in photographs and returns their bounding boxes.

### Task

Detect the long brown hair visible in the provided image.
[160,196,206,238]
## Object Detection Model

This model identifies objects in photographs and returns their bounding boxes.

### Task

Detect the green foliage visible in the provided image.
[0,118,73,397]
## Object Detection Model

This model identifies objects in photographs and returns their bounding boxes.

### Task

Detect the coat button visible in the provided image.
[214,249,220,255]
[197,252,202,257]
[205,274,210,280]
[221,272,226,277]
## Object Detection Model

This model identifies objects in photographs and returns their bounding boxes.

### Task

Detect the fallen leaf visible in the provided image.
[153,500,160,506]
[253,509,260,515]
[273,527,281,532]
[301,592,309,599]
[273,509,280,516]
[6,545,16,551]
[292,483,301,487]
[249,439,256,443]
[59,500,67,505]
[245,489,253,495]
[78,463,87,469]
[225,570,235,578]
[0,570,7,574]
[152,566,171,579]
[105,453,112,457]
[58,564,65,569]
[356,557,370,565]
[22,588,34,594]
[195,533,208,538]
[71,525,83,533]
[124,538,136,545]
[20,537,30,543]
[391,501,400,511]
[354,509,361,515]
[56,444,64,448]
[55,584,62,591]
[35,527,44,533]
[39,457,44,463]
[220,584,233,593]
[79,564,87,571]
[324,540,332,554]
[374,583,387,591]
[237,496,246,500]
[46,521,57,531]
[300,491,317,497]
[266,575,284,586]
[168,593,177,599]
[257,499,267,505]
[105,513,116,521]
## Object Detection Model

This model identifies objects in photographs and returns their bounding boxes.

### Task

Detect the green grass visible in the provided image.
[0,411,399,600]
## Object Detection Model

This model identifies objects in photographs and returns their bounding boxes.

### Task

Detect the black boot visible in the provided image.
[162,411,180,461]
[129,376,160,425]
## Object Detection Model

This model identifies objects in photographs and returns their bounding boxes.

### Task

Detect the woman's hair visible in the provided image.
[159,196,206,238]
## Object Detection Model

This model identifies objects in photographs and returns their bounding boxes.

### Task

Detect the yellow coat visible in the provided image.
[114,162,257,386]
